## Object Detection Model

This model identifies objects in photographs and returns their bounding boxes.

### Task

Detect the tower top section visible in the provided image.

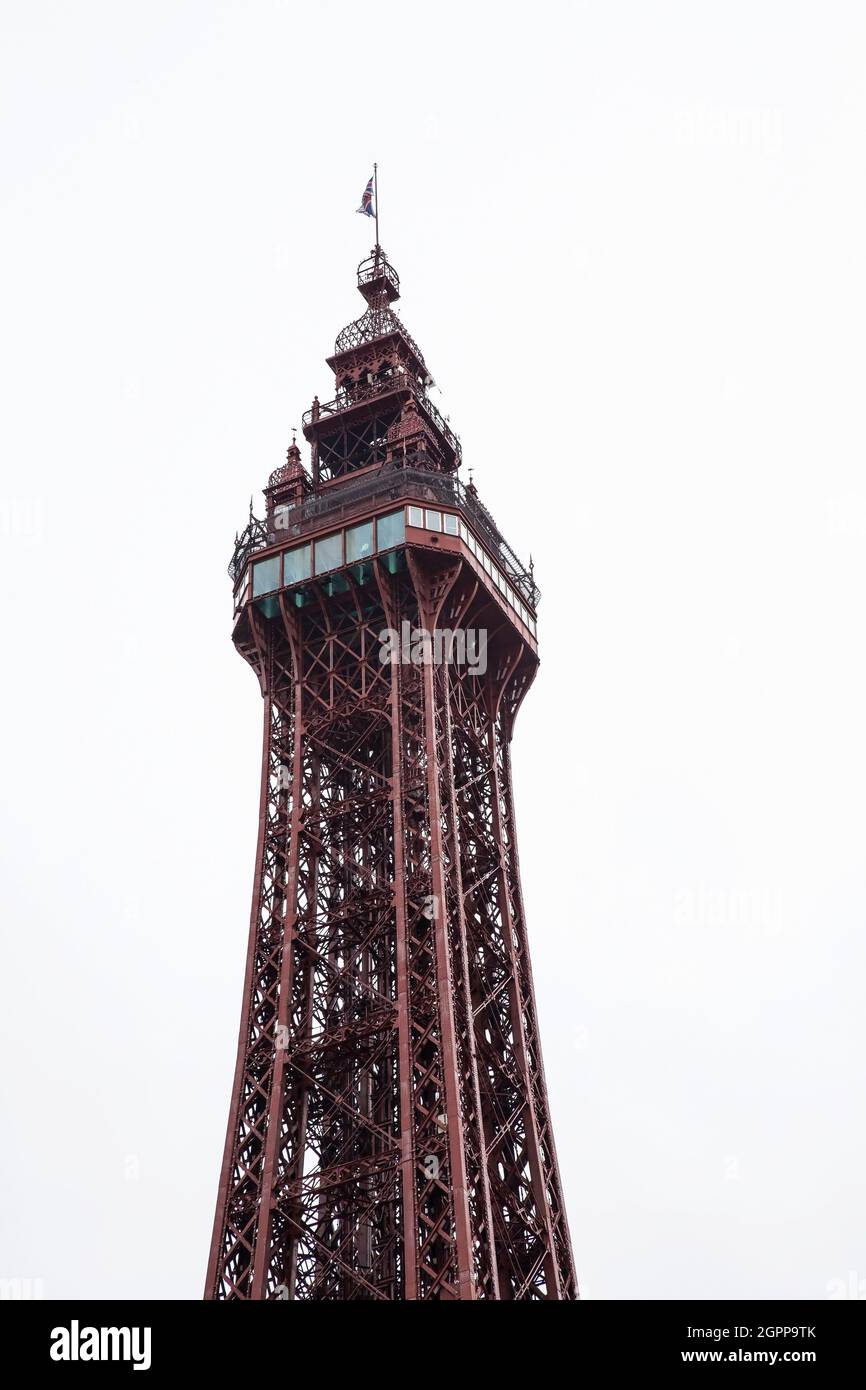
[301,244,457,480]
[228,241,541,617]
[330,244,429,384]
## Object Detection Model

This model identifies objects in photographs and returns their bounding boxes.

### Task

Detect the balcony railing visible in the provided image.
[229,463,540,610]
[303,377,462,464]
[357,253,400,300]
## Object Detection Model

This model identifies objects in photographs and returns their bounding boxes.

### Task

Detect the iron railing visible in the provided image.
[303,377,462,464]
[229,463,540,610]
[357,253,400,300]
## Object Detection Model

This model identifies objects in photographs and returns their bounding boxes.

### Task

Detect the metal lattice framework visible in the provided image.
[207,246,577,1300]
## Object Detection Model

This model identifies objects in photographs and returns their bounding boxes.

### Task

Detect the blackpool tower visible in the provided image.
[206,241,577,1300]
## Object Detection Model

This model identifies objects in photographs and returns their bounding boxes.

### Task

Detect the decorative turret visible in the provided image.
[331,246,429,376]
[264,432,312,523]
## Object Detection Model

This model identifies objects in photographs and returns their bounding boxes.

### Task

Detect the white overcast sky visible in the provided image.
[1,1,865,1301]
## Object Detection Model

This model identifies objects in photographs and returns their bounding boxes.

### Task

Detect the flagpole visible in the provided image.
[374,162,379,252]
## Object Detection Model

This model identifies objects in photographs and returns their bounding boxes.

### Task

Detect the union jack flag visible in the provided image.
[356,173,375,218]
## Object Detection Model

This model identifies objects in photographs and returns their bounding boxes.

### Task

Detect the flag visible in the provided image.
[356,173,375,218]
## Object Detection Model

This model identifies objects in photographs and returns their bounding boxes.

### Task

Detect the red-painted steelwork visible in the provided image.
[206,248,577,1300]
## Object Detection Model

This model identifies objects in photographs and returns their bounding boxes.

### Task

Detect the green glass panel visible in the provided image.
[377,510,405,551]
[384,548,404,574]
[256,594,280,619]
[346,521,374,563]
[284,544,311,585]
[252,554,281,597]
[315,533,342,575]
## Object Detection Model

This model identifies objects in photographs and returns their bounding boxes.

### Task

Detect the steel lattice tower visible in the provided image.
[206,246,577,1300]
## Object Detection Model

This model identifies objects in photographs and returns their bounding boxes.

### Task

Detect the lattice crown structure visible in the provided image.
[207,245,578,1300]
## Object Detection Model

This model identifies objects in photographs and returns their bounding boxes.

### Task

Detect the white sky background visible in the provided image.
[1,1,864,1301]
